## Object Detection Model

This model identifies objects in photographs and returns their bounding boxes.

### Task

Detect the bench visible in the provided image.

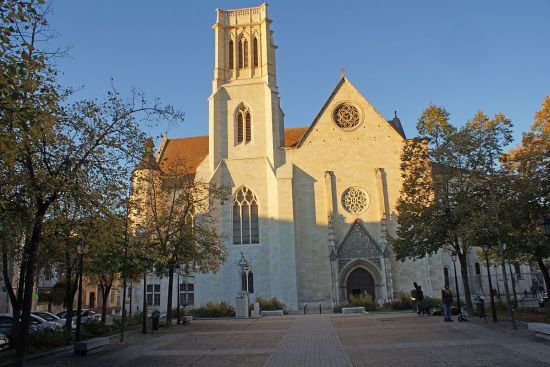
[260,310,284,316]
[181,315,193,324]
[73,336,110,356]
[342,307,366,314]
[528,323,550,341]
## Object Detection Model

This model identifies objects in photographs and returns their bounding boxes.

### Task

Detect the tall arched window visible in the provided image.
[238,38,244,68]
[228,40,234,69]
[245,112,251,142]
[253,37,258,67]
[443,267,450,287]
[243,39,249,68]
[233,186,259,244]
[236,104,251,145]
[237,112,243,143]
[475,262,481,275]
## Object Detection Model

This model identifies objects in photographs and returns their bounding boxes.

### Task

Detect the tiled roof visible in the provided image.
[157,127,308,173]
[158,136,209,173]
[284,127,308,148]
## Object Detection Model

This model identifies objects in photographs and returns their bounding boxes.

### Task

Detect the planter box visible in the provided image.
[342,307,366,314]
[528,323,550,341]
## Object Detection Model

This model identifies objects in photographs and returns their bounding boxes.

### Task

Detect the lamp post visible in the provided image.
[481,243,497,322]
[450,252,462,315]
[175,264,184,325]
[75,242,89,342]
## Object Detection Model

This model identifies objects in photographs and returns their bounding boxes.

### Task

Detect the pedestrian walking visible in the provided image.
[441,285,453,322]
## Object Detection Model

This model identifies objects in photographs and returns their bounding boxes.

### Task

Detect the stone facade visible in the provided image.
[129,4,534,313]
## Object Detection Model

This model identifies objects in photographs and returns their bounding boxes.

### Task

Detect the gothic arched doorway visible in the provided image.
[346,268,375,301]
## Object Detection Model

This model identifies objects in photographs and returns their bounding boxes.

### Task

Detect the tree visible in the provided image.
[0,1,184,363]
[131,143,228,327]
[389,104,513,313]
[502,96,550,291]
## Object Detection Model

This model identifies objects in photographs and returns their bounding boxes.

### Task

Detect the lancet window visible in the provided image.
[253,37,258,67]
[228,40,234,69]
[236,104,251,144]
[232,186,259,244]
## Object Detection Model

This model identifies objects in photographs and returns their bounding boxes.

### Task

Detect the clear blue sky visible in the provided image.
[48,0,550,145]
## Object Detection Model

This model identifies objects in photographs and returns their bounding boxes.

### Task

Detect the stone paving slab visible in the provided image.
[25,312,550,367]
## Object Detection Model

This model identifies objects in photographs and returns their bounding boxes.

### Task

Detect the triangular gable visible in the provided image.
[294,76,405,148]
[337,219,382,260]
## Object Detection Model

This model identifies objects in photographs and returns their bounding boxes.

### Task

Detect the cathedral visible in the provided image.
[131,4,532,312]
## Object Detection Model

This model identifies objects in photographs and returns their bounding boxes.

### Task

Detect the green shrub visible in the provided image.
[423,296,441,310]
[256,297,286,311]
[332,303,348,313]
[396,291,413,309]
[190,301,236,317]
[28,328,71,353]
[82,320,113,338]
[349,295,377,311]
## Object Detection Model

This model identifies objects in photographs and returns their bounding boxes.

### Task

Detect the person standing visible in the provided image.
[441,285,453,322]
[413,282,424,315]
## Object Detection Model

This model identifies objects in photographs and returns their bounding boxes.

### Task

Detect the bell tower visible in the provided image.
[209,3,285,172]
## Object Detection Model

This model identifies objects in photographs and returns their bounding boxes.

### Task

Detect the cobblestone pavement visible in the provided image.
[25,312,550,367]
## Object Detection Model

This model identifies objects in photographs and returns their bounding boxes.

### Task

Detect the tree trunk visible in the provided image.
[2,252,18,313]
[537,256,550,293]
[15,206,47,367]
[458,251,473,313]
[166,265,174,328]
[99,282,111,326]
[142,272,147,334]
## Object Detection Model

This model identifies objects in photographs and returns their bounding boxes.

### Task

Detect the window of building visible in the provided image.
[232,186,259,244]
[514,263,522,279]
[443,267,450,287]
[228,40,234,69]
[238,38,244,68]
[241,271,254,293]
[475,262,481,275]
[245,111,251,142]
[237,112,243,143]
[110,289,115,304]
[243,39,249,68]
[179,276,195,306]
[253,37,258,67]
[146,284,161,307]
[236,104,251,145]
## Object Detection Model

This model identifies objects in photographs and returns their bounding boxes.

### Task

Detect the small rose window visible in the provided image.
[341,187,369,214]
[333,103,361,129]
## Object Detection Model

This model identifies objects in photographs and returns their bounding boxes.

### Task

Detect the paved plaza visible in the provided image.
[27,313,550,367]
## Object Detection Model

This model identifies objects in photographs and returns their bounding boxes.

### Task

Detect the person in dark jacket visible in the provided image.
[413,282,424,315]
[441,285,453,322]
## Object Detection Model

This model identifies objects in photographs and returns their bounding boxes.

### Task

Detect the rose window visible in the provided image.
[341,187,369,214]
[333,103,361,129]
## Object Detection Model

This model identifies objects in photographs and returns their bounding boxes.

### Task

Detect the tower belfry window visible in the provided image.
[238,39,244,68]
[253,37,258,67]
[243,39,249,68]
[228,40,234,69]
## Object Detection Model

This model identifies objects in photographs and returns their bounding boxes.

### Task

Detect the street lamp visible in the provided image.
[450,252,462,316]
[75,242,89,342]
[175,263,185,324]
[481,243,498,322]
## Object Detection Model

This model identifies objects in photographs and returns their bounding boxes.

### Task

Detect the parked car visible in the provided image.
[57,309,100,324]
[32,311,68,328]
[0,313,55,347]
[0,333,9,351]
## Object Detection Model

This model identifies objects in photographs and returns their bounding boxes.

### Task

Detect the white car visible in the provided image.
[32,311,66,329]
